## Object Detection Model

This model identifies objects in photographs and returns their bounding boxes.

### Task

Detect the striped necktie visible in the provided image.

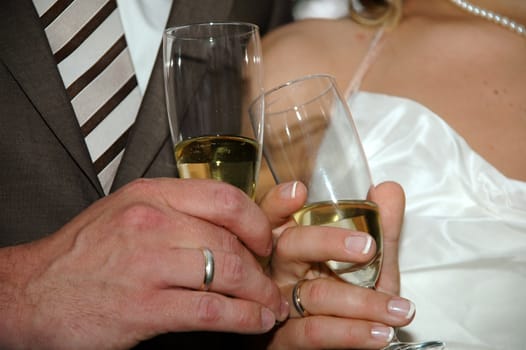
[32,0,141,194]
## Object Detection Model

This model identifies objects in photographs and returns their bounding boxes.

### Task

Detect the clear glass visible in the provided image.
[251,74,381,288]
[251,74,445,350]
[163,22,264,199]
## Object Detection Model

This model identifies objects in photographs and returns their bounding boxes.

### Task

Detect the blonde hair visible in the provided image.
[349,0,402,29]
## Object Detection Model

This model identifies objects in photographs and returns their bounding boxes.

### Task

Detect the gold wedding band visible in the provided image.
[292,279,310,317]
[200,247,215,291]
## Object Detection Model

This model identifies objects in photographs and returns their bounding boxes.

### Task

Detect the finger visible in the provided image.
[149,248,286,321]
[259,181,308,228]
[269,317,395,349]
[116,178,274,257]
[159,209,258,262]
[284,278,414,326]
[89,194,261,269]
[369,181,405,295]
[152,212,286,314]
[146,289,277,334]
[276,225,377,266]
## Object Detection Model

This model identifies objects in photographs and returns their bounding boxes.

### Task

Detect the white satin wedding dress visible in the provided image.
[348,92,526,350]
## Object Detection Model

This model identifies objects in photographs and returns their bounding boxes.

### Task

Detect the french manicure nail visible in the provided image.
[344,234,373,254]
[280,181,298,199]
[371,326,395,342]
[388,297,416,319]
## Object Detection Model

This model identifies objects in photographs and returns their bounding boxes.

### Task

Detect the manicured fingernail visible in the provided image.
[388,297,416,319]
[344,234,373,254]
[261,308,276,330]
[280,296,290,320]
[280,181,298,199]
[371,326,395,342]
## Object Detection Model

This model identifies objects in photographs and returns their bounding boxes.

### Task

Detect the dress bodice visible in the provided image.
[349,91,526,350]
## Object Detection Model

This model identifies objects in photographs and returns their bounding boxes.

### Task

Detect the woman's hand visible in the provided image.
[260,181,412,349]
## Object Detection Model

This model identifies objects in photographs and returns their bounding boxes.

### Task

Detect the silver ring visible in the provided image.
[292,279,310,317]
[200,248,215,291]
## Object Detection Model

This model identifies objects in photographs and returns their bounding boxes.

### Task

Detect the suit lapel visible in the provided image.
[0,0,104,195]
[112,0,234,189]
[2,0,239,195]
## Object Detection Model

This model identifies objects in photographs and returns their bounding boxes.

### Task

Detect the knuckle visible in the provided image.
[362,292,381,316]
[274,227,296,257]
[196,294,223,323]
[220,232,243,255]
[116,203,167,232]
[305,279,328,307]
[221,253,245,285]
[121,178,157,196]
[303,318,324,348]
[234,306,259,329]
[213,185,246,214]
[342,325,362,345]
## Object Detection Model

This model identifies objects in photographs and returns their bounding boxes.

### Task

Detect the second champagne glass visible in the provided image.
[163,22,264,198]
[251,74,382,287]
[251,74,445,350]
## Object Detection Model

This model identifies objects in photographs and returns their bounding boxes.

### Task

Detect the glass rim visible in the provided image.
[250,74,338,116]
[164,21,260,40]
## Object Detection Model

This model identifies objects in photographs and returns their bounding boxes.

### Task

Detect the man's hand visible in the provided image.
[0,178,287,350]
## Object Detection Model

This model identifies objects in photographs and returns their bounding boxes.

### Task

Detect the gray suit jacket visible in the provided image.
[0,0,291,247]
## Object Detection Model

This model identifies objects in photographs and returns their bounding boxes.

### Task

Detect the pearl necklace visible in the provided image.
[448,0,526,37]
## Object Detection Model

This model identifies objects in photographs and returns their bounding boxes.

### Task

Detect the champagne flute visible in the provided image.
[252,74,381,287]
[163,22,264,198]
[251,74,445,349]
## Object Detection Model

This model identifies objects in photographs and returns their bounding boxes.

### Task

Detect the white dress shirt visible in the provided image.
[118,0,172,94]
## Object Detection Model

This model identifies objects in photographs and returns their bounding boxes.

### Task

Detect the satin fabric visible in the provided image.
[349,92,526,350]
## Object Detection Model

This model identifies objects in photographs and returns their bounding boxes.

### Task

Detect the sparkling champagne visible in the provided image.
[174,135,259,198]
[293,200,383,287]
